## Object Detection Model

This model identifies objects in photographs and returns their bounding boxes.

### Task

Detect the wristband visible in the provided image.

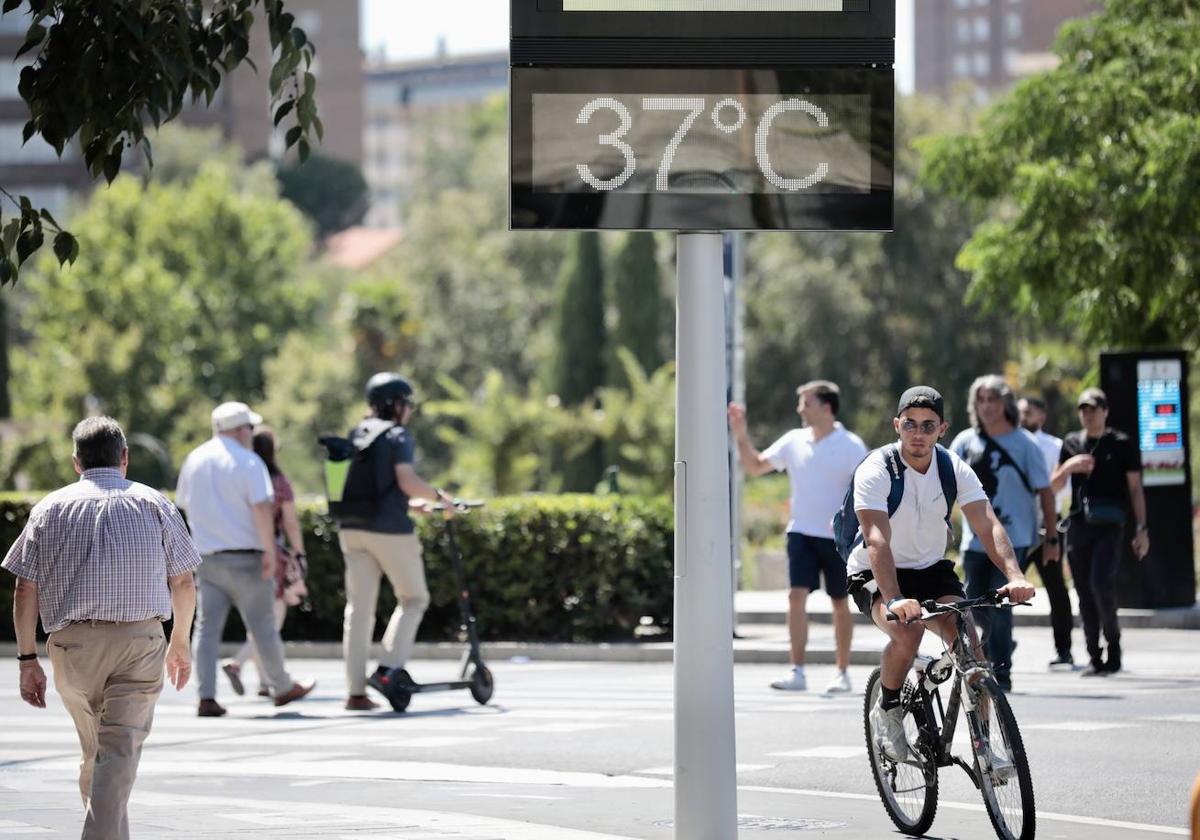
[885,596,905,609]
[17,652,38,662]
[1135,523,1148,533]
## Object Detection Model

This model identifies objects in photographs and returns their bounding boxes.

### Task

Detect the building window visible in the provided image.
[1006,12,1022,39]
[974,16,990,41]
[954,0,970,8]
[0,59,29,99]
[294,11,321,37]
[973,52,990,76]
[954,54,971,77]
[956,18,972,44]
[0,122,70,162]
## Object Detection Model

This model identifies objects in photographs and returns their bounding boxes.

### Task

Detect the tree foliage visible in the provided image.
[0,0,321,284]
[594,350,676,496]
[277,153,368,239]
[609,233,666,389]
[921,0,1200,350]
[11,159,322,486]
[742,96,1010,445]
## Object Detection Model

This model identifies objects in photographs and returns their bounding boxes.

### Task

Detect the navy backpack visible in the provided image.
[832,444,958,562]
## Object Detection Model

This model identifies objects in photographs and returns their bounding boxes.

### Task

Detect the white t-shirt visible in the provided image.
[847,445,987,574]
[176,435,274,556]
[761,423,867,539]
[1033,429,1070,516]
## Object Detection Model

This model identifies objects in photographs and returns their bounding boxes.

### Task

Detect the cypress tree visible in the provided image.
[610,232,665,387]
[549,232,606,490]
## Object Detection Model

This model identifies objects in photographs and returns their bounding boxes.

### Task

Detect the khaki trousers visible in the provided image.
[48,619,166,840]
[338,530,430,694]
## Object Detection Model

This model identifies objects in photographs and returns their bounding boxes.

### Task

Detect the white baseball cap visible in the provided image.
[211,401,263,432]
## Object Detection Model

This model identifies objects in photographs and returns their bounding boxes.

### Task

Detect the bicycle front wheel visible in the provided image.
[864,667,938,836]
[967,677,1035,840]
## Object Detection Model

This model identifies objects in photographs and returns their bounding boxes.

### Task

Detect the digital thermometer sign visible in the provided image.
[510,0,894,231]
[1137,359,1187,487]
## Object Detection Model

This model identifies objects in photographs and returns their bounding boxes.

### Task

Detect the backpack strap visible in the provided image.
[883,444,906,517]
[934,445,958,527]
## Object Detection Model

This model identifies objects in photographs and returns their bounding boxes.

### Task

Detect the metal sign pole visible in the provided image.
[674,232,737,840]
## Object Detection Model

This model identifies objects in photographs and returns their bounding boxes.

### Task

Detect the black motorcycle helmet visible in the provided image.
[365,372,415,418]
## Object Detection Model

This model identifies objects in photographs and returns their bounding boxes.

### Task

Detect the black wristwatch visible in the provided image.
[17,652,38,662]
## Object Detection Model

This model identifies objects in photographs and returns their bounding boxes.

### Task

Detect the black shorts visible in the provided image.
[846,559,965,617]
[786,533,849,598]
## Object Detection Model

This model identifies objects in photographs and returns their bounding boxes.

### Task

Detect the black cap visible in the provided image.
[896,386,945,420]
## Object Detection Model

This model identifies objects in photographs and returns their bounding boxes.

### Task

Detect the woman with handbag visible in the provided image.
[221,427,310,697]
[1051,388,1150,677]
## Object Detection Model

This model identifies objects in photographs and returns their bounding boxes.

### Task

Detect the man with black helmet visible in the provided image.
[336,373,453,711]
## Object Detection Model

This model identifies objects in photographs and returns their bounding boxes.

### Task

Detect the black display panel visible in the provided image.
[510,66,893,231]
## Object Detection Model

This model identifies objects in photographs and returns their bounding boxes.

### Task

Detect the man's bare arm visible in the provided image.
[14,578,47,708]
[165,573,196,691]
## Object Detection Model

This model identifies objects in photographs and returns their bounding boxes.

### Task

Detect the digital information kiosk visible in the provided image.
[511,5,894,836]
[1101,351,1195,609]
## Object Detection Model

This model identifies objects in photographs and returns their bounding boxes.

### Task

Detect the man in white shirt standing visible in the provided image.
[846,386,1033,760]
[176,402,315,717]
[729,380,867,693]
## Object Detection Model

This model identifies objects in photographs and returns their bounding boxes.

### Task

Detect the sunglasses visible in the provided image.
[899,419,941,435]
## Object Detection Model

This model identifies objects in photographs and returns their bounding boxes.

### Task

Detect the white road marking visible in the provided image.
[634,763,773,777]
[1143,714,1200,724]
[0,821,54,835]
[1022,721,1137,732]
[22,757,671,790]
[738,785,1189,835]
[768,746,865,759]
[506,723,616,734]
[457,794,566,801]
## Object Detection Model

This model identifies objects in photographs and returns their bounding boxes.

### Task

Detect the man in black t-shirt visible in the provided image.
[336,373,454,711]
[1051,388,1150,676]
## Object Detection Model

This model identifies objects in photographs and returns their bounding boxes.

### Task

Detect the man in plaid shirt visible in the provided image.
[3,416,200,840]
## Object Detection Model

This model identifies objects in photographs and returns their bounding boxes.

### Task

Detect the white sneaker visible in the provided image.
[981,744,1016,782]
[870,701,910,761]
[824,671,852,694]
[770,668,807,691]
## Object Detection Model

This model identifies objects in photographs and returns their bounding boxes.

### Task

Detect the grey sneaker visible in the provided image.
[824,671,852,694]
[770,669,807,691]
[870,701,910,761]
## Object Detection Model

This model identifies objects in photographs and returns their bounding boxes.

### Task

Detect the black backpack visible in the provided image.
[832,444,958,562]
[318,420,395,526]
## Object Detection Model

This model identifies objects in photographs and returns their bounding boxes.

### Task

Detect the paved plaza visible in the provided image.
[2,618,1198,839]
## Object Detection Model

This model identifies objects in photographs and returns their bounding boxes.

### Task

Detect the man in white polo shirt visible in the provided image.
[176,402,314,717]
[729,380,867,693]
[846,386,1033,760]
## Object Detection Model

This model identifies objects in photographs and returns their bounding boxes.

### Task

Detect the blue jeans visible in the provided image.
[963,547,1029,681]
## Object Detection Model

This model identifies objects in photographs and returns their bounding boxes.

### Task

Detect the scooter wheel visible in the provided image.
[385,672,413,713]
[469,665,494,705]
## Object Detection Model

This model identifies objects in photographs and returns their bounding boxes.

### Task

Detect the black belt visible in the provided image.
[214,549,261,555]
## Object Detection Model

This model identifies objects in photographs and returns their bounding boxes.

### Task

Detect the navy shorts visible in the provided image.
[846,559,966,617]
[786,533,849,599]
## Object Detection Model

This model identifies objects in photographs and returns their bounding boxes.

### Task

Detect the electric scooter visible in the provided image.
[373,501,494,713]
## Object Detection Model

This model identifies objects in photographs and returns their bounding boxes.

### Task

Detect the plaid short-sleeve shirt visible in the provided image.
[2,468,202,633]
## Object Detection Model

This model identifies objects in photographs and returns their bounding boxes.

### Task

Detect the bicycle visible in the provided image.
[863,590,1036,840]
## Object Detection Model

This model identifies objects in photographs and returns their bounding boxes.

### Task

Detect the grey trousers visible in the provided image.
[194,552,293,699]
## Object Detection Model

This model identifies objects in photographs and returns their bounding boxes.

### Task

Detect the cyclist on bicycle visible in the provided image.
[846,386,1035,761]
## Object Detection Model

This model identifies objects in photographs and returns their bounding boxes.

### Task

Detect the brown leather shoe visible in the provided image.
[273,679,316,707]
[198,698,227,717]
[345,694,380,711]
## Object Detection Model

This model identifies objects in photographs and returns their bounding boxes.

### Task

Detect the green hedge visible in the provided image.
[0,493,674,643]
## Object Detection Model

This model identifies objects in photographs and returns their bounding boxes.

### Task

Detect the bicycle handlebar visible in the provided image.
[424,499,485,513]
[884,589,1033,622]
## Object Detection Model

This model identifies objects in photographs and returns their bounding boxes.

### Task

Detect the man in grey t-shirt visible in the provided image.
[951,376,1057,692]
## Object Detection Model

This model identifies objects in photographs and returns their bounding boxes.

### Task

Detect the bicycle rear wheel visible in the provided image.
[864,667,938,836]
[967,677,1035,840]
